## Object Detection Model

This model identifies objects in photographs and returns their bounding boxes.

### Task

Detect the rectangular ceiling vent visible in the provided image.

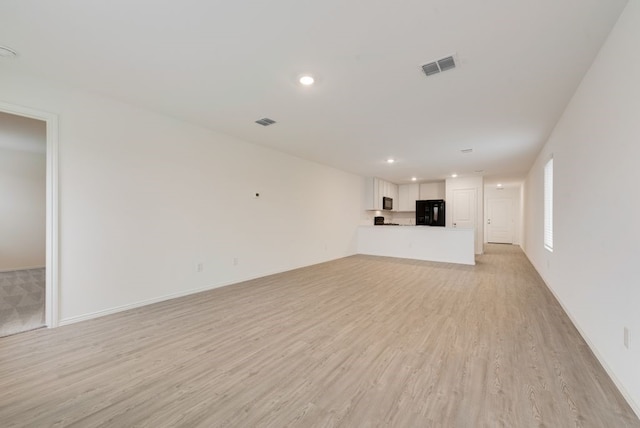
[421,62,440,76]
[421,54,456,77]
[255,118,276,126]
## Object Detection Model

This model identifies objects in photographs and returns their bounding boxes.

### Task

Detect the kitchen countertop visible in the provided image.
[362,224,468,230]
[357,225,475,265]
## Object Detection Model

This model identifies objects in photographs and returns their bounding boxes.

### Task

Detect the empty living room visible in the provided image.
[1,0,639,427]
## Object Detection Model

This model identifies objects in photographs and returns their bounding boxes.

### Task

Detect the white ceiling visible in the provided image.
[0,0,629,184]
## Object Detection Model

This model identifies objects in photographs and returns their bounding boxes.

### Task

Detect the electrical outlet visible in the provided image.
[624,327,629,349]
[196,262,203,272]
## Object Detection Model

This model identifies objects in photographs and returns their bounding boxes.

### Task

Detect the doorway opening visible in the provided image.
[0,102,59,336]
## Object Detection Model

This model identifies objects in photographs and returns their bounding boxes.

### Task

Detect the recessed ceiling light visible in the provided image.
[497,183,503,188]
[411,177,417,181]
[387,158,395,164]
[299,75,315,86]
[0,45,18,58]
[451,174,458,178]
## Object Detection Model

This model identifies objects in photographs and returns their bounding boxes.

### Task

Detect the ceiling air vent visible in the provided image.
[421,54,457,77]
[421,62,440,76]
[438,56,456,72]
[255,118,276,126]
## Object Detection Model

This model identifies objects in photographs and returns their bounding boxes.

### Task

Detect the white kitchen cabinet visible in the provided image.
[398,183,420,211]
[365,177,398,211]
[365,177,380,210]
[390,184,398,210]
[419,181,446,200]
[382,180,398,211]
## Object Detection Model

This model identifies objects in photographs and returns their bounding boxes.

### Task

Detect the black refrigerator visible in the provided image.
[416,199,446,226]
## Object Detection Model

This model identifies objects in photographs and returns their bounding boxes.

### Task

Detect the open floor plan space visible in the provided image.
[0,245,637,427]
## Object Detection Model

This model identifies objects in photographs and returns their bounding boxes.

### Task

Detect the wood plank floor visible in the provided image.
[0,244,638,427]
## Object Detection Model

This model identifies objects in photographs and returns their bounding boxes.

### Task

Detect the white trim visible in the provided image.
[544,157,554,252]
[59,281,237,326]
[0,101,60,328]
[57,260,325,326]
[0,265,46,273]
[523,251,640,419]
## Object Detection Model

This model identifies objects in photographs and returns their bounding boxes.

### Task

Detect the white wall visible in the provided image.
[0,147,46,270]
[419,181,445,200]
[0,70,366,324]
[524,0,640,415]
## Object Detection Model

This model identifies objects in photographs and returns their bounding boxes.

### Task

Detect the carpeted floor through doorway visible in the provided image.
[0,268,45,337]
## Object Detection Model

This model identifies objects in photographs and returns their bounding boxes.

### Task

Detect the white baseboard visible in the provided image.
[0,265,46,273]
[522,250,640,419]
[58,255,347,327]
[59,280,234,326]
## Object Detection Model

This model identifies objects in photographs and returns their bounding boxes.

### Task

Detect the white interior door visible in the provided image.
[452,188,476,230]
[487,198,514,244]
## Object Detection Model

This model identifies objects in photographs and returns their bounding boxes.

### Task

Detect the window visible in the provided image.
[544,157,553,251]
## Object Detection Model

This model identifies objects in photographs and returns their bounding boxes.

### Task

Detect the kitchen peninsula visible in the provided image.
[357,225,475,265]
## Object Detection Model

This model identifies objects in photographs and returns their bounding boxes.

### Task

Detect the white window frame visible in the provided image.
[544,157,553,252]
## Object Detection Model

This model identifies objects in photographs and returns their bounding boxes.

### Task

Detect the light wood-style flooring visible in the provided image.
[0,245,638,427]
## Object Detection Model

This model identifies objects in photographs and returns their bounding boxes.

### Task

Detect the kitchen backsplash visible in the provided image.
[390,212,415,225]
[361,210,416,225]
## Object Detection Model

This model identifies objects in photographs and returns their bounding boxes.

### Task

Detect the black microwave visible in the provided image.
[382,197,393,210]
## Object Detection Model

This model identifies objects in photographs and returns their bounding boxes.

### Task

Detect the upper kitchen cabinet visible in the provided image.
[382,180,398,207]
[365,177,398,211]
[419,181,446,200]
[397,183,420,211]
